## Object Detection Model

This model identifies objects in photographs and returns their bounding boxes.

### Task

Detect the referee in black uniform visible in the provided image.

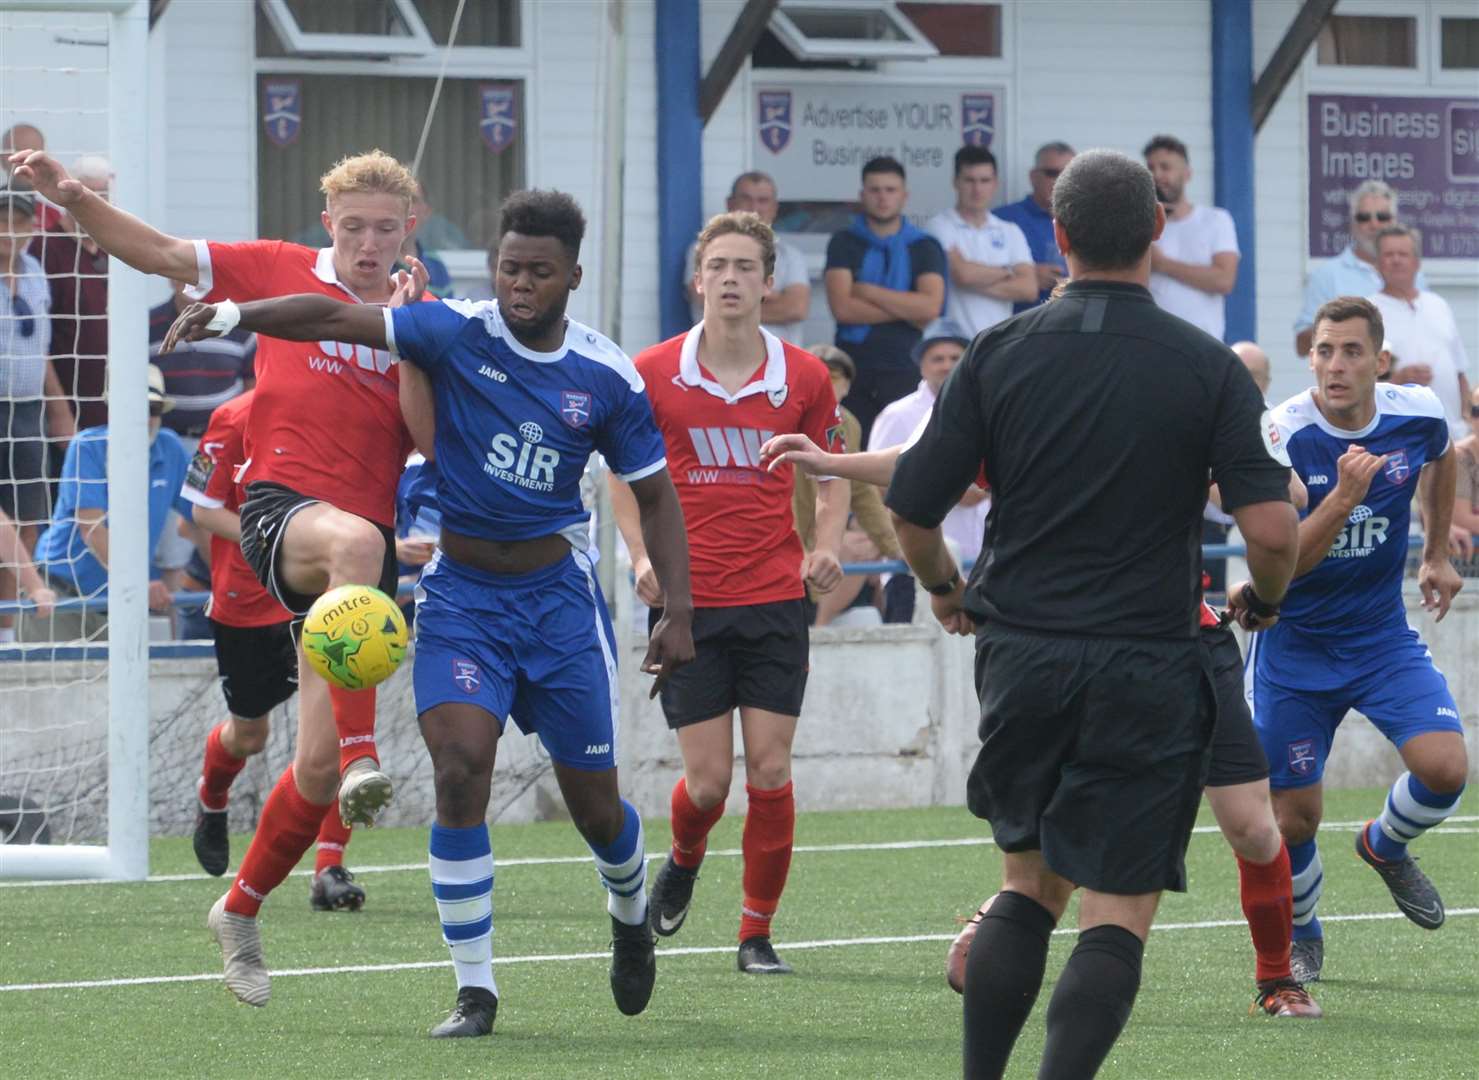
[886,149,1299,1080]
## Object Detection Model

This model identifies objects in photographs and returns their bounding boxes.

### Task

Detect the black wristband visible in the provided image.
[924,569,962,597]
[1239,582,1279,619]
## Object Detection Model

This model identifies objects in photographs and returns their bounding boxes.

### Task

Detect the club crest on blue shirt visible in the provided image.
[1287,739,1316,777]
[561,390,592,428]
[453,659,480,694]
[1383,449,1409,484]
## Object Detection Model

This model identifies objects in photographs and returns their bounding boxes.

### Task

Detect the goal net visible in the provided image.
[0,0,151,880]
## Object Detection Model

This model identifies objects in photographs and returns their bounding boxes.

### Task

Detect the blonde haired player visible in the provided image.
[610,211,848,975]
[11,146,431,1005]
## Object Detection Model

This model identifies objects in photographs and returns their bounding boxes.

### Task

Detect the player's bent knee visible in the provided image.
[230,719,270,755]
[328,518,386,584]
[1413,758,1469,796]
[570,802,625,848]
[743,756,792,791]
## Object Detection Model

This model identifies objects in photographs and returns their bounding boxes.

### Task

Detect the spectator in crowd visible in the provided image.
[1294,180,1426,357]
[1454,385,1479,562]
[995,141,1075,312]
[1,181,69,638]
[792,344,901,626]
[401,179,460,299]
[1,124,63,230]
[825,156,946,442]
[927,146,1035,337]
[31,154,113,430]
[1231,340,1272,400]
[1143,134,1239,341]
[0,506,56,631]
[687,172,811,342]
[32,365,192,636]
[148,278,257,447]
[147,277,254,608]
[1368,224,1472,443]
[869,320,984,622]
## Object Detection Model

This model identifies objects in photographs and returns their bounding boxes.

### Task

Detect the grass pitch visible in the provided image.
[1,789,1475,1079]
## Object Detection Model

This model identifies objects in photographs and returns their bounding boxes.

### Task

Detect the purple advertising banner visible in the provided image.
[1308,94,1479,260]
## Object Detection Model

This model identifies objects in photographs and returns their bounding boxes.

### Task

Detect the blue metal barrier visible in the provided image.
[1,534,1467,617]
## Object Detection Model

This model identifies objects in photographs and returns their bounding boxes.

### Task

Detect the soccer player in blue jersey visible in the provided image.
[1230,296,1467,985]
[162,190,696,1038]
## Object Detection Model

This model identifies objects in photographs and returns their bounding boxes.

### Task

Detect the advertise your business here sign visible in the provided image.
[755,80,1004,216]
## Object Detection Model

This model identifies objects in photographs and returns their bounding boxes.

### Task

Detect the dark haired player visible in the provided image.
[181,390,363,912]
[164,188,695,1039]
[610,210,847,976]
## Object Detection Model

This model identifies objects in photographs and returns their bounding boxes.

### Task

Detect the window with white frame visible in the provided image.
[255,0,527,260]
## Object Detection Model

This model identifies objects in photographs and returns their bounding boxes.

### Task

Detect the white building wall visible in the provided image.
[1253,0,1309,404]
[159,0,256,248]
[619,0,661,354]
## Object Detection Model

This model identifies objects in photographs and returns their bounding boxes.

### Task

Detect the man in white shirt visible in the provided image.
[926,146,1035,337]
[1294,180,1425,358]
[1368,224,1472,443]
[868,320,987,613]
[686,171,810,341]
[1143,134,1240,341]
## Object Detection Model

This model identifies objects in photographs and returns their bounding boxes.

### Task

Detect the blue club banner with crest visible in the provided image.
[479,83,519,153]
[262,79,301,148]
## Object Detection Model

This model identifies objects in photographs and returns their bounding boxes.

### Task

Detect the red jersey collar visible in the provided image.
[312,246,398,303]
[678,322,787,403]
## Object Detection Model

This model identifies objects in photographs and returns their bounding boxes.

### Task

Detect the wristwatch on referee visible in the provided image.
[1239,582,1280,619]
[924,568,962,597]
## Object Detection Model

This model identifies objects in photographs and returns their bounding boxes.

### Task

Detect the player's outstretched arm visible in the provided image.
[760,433,901,486]
[8,150,197,282]
[161,295,389,354]
[1416,446,1463,621]
[625,470,696,697]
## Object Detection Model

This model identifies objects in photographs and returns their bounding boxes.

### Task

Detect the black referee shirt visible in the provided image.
[886,280,1290,640]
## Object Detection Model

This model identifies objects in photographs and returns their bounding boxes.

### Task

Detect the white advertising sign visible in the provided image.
[754,80,1004,213]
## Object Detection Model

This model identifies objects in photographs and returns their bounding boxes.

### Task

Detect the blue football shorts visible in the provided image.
[1248,622,1461,790]
[412,548,620,771]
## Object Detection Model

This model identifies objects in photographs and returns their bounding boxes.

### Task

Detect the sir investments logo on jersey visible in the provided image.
[484,420,559,492]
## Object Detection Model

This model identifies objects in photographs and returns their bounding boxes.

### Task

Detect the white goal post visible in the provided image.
[0,0,151,880]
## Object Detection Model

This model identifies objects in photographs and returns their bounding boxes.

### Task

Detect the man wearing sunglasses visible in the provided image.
[0,181,70,642]
[995,141,1075,313]
[1294,180,1425,358]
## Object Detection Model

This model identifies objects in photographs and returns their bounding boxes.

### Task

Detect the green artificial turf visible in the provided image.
[1,790,1475,1079]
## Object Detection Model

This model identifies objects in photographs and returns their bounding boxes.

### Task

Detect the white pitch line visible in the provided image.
[4,816,1476,889]
[3,908,1475,995]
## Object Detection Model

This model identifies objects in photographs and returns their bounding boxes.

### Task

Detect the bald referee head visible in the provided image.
[884,148,1300,1078]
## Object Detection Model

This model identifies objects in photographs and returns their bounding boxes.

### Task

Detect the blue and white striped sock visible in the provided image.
[1289,838,1323,941]
[1367,772,1465,862]
[589,800,648,926]
[429,823,497,995]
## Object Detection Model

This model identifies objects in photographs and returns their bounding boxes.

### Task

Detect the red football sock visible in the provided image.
[739,781,795,943]
[314,806,351,874]
[225,766,333,917]
[330,685,378,772]
[1237,845,1294,984]
[198,722,248,812]
[670,776,726,870]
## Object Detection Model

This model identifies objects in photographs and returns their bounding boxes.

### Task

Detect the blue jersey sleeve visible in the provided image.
[595,376,667,482]
[386,299,482,372]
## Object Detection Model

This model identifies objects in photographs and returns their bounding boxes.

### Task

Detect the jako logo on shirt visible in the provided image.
[478,364,508,383]
[313,340,395,376]
[1327,503,1389,559]
[685,426,775,485]
[485,420,559,492]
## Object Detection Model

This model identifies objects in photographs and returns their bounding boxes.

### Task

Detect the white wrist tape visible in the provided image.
[205,299,241,334]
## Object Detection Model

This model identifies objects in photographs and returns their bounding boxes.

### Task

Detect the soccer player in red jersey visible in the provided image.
[610,211,848,974]
[181,391,362,912]
[762,435,1321,1017]
[12,147,425,1005]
